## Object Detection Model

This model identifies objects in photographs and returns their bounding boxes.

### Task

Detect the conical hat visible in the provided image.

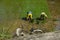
[41,12,46,15]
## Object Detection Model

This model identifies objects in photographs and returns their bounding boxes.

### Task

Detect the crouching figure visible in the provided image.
[16,28,22,36]
[16,28,25,36]
[39,12,48,20]
[27,11,32,20]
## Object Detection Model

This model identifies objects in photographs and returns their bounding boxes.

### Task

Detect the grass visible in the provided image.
[0,0,51,34]
[0,0,50,20]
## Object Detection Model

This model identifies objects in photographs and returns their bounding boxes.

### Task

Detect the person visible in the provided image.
[39,12,48,20]
[16,28,22,36]
[27,11,32,20]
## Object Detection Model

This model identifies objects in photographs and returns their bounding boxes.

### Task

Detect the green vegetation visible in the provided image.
[0,32,12,40]
[0,27,12,40]
[0,0,50,20]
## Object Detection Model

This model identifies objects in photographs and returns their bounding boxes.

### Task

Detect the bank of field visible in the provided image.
[0,0,50,33]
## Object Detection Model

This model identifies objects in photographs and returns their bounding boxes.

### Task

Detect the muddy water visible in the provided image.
[55,19,60,30]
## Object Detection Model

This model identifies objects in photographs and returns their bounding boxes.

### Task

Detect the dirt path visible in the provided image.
[8,31,60,40]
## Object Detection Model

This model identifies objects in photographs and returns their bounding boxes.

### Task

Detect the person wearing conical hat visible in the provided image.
[39,12,48,20]
[27,11,32,20]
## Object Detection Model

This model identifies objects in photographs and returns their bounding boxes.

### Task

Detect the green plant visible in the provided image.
[0,26,12,40]
[0,32,12,40]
